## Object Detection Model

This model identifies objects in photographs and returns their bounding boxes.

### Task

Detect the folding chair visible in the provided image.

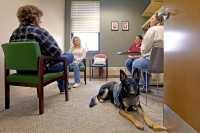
[140,47,164,105]
[89,57,108,81]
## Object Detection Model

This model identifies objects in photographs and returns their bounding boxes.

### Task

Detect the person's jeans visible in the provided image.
[70,61,83,83]
[47,52,74,92]
[132,57,151,88]
[125,58,139,74]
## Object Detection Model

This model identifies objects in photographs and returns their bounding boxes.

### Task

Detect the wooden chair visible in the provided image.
[2,42,69,115]
[69,58,86,84]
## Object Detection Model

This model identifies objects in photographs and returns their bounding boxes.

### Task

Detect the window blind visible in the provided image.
[71,1,100,33]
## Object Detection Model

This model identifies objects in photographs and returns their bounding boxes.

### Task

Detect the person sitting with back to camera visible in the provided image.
[69,36,86,88]
[9,5,74,94]
[132,13,164,93]
[125,35,143,75]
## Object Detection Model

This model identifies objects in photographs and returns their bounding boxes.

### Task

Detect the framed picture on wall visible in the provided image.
[111,21,119,31]
[122,21,129,31]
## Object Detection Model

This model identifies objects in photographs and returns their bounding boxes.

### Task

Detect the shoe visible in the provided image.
[73,83,81,88]
[60,88,72,94]
[140,88,151,93]
[68,88,72,92]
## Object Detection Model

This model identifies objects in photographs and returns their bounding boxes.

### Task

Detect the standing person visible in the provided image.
[69,36,86,88]
[132,13,164,93]
[125,35,143,75]
[9,5,74,94]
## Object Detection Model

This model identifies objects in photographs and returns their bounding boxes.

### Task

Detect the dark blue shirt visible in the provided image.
[9,23,62,67]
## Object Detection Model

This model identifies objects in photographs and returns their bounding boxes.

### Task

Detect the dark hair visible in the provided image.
[17,5,43,24]
[136,35,143,40]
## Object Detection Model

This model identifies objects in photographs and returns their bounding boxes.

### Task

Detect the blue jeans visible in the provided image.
[70,61,83,83]
[125,58,139,75]
[47,52,74,91]
[132,57,151,88]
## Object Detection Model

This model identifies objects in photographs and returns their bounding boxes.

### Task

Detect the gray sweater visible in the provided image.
[141,25,164,59]
[69,46,86,61]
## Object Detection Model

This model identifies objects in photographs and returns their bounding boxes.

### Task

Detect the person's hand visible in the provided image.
[73,60,78,63]
[130,55,140,58]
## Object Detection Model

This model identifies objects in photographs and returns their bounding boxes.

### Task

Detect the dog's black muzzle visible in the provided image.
[129,88,137,97]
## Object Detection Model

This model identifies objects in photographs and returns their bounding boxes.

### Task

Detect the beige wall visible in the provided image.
[0,0,65,104]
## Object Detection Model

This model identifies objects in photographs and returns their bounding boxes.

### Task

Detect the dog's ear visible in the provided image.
[133,68,140,81]
[120,70,127,81]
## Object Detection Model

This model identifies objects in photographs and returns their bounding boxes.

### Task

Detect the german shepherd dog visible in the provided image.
[89,69,166,131]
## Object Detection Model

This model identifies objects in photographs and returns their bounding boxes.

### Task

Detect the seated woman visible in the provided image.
[132,13,164,93]
[125,35,143,75]
[69,36,86,88]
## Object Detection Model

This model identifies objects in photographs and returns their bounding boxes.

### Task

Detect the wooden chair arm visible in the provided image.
[40,56,66,62]
[38,56,68,82]
[83,58,86,67]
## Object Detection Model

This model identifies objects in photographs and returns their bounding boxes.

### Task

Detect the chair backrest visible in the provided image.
[147,47,164,73]
[2,42,41,70]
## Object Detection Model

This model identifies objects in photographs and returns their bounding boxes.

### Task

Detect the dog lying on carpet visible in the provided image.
[89,69,166,131]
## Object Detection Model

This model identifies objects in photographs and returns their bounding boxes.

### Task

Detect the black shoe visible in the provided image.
[140,88,151,93]
[60,88,71,94]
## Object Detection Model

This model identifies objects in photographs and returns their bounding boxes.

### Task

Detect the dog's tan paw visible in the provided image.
[152,124,166,131]
[99,99,104,103]
[135,122,144,130]
[145,119,154,128]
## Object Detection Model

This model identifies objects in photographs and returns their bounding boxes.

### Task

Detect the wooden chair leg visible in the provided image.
[5,82,10,109]
[92,67,93,78]
[84,70,86,85]
[38,86,44,115]
[37,88,39,98]
[64,78,69,101]
[90,66,91,81]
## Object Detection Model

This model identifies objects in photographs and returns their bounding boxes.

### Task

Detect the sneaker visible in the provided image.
[60,88,72,94]
[73,83,81,88]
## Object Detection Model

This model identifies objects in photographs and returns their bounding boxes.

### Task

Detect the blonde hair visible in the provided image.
[72,36,81,48]
[17,5,43,24]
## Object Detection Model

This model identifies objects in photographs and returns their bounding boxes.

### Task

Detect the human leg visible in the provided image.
[72,61,83,88]
[47,52,74,92]
[125,58,133,74]
[132,57,151,90]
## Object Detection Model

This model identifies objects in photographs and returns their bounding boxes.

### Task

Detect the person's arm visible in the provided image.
[39,28,62,57]
[127,45,132,58]
[76,47,86,61]
[127,44,140,58]
[141,28,155,55]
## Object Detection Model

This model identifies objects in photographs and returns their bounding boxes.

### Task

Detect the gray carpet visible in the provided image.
[0,78,167,133]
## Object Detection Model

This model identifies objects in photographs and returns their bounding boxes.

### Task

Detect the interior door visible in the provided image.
[164,0,200,132]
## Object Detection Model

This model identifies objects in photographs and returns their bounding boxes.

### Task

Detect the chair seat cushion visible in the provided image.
[93,58,106,65]
[6,71,64,84]
[69,65,85,71]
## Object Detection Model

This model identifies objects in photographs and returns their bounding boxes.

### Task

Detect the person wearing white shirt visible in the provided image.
[69,36,86,88]
[132,13,164,93]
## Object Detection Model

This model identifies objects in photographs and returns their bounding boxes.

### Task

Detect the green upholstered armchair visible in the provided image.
[69,58,86,84]
[2,42,68,115]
